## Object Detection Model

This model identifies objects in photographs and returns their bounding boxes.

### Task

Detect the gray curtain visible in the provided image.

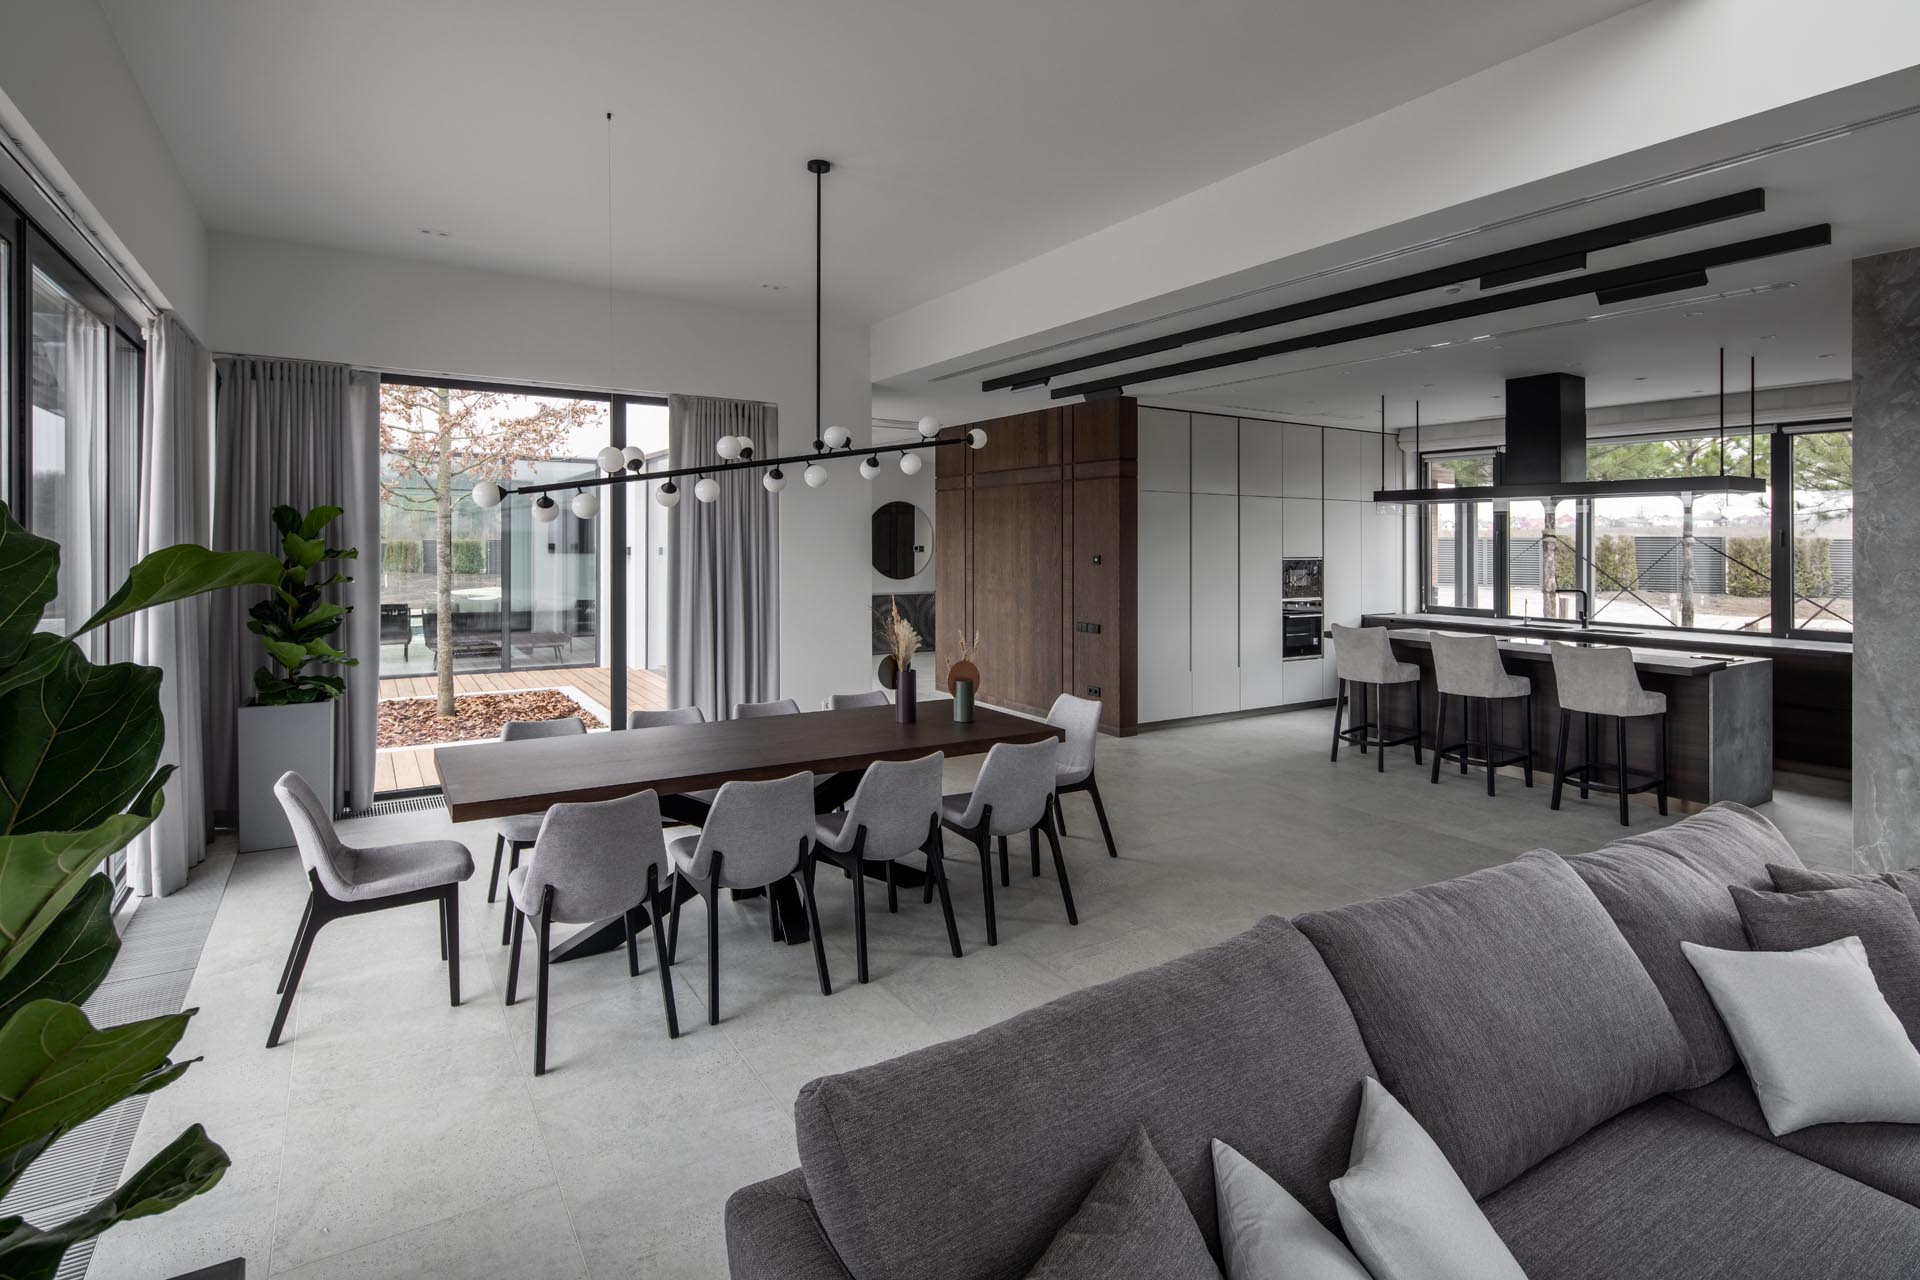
[666,394,779,719]
[128,314,214,896]
[209,358,380,822]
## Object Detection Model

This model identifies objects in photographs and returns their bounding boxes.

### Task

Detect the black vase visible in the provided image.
[896,667,917,723]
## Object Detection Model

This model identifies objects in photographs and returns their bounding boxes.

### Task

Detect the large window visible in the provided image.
[1419,424,1848,638]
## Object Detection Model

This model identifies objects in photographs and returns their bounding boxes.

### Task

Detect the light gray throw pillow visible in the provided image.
[1330,1078,1529,1280]
[1026,1127,1221,1279]
[1212,1140,1368,1280]
[1682,936,1920,1135]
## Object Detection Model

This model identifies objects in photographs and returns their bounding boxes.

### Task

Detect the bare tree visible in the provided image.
[379,385,603,715]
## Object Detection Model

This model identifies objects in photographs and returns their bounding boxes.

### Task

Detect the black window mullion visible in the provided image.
[1770,427,1792,639]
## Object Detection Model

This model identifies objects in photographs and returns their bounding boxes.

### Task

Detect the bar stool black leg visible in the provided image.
[1459,696,1471,775]
[1430,693,1446,784]
[1615,716,1631,825]
[1522,694,1536,788]
[1358,684,1371,755]
[1581,714,1595,800]
[1330,679,1348,762]
[1551,710,1570,810]
[1486,697,1499,797]
[1412,686,1424,766]
[1656,714,1669,816]
[1376,682,1386,773]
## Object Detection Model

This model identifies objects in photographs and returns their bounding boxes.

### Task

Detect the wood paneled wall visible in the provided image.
[935,399,1137,735]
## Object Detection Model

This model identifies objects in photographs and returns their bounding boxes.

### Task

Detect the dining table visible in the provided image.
[434,703,1062,958]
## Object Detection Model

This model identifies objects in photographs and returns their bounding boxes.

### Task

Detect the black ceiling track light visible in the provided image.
[1048,222,1830,401]
[980,188,1768,394]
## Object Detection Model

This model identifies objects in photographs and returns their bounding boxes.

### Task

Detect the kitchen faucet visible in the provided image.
[1552,588,1591,627]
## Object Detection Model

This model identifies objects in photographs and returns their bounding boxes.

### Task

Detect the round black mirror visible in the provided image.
[872,501,933,580]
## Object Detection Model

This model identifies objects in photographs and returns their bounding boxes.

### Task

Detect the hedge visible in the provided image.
[382,540,422,574]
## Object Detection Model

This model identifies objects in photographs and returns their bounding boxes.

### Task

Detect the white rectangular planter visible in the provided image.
[238,701,337,853]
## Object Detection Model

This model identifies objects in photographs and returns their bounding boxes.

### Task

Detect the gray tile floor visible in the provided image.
[88,708,1853,1279]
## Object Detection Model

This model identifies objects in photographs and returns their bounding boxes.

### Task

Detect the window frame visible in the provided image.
[1417,448,1500,618]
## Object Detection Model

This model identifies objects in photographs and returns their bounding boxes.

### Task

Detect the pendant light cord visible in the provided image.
[810,159,830,449]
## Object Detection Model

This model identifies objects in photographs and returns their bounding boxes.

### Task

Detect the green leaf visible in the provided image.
[263,638,308,671]
[302,640,349,662]
[0,876,119,1024]
[0,1124,228,1280]
[270,504,301,536]
[0,504,58,673]
[297,505,343,540]
[281,531,326,571]
[73,545,283,639]
[292,602,350,632]
[0,782,166,985]
[0,1001,196,1190]
[0,637,164,836]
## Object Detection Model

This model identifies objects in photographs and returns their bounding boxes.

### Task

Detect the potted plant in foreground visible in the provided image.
[0,499,284,1277]
[236,505,358,852]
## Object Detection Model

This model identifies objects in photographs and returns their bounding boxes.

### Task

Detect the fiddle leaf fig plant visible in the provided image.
[0,498,282,1279]
[248,503,359,705]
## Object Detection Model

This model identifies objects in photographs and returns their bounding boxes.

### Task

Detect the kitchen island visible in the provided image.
[1354,624,1772,809]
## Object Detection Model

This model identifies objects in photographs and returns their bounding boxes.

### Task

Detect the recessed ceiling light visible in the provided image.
[761,283,786,291]
[1684,311,1705,317]
[1633,376,1648,381]
[1692,388,1706,393]
[416,227,450,238]
[1445,286,1463,295]
[1818,353,1835,359]
[1421,382,1433,388]
[1759,334,1775,340]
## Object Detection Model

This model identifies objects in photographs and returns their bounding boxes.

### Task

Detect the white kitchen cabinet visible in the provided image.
[1189,493,1241,716]
[1190,413,1239,495]
[1322,499,1364,697]
[1360,502,1407,615]
[1239,496,1286,709]
[1282,497,1322,558]
[1238,418,1287,497]
[1323,428,1386,500]
[1137,489,1192,722]
[1283,656,1327,706]
[1281,423,1322,498]
[1138,407,1191,493]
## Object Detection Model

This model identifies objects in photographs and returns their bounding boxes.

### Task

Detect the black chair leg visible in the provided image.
[1430,694,1446,784]
[1087,778,1118,859]
[444,887,461,1006]
[1486,699,1498,797]
[976,834,998,946]
[1358,684,1371,755]
[851,854,870,985]
[648,871,680,1039]
[1042,814,1076,926]
[931,852,962,958]
[1523,694,1536,788]
[278,892,315,996]
[1030,828,1041,879]
[487,834,504,903]
[997,835,1010,887]
[1330,679,1347,762]
[1412,685,1424,766]
[506,908,525,1005]
[800,853,832,998]
[1616,715,1631,826]
[885,859,898,913]
[1459,696,1471,775]
[267,902,321,1048]
[1551,710,1570,810]
[624,905,641,978]
[438,895,448,961]
[1581,715,1595,800]
[1656,714,1669,816]
[534,894,553,1076]
[1052,791,1068,835]
[705,887,722,1026]
[666,875,683,964]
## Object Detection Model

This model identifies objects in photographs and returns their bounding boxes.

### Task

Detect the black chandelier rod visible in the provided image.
[499,435,970,498]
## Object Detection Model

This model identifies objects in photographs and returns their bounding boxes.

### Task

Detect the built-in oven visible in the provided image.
[1282,602,1323,658]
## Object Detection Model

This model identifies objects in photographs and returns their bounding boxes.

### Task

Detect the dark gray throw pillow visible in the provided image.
[1025,1128,1222,1280]
[1769,863,1920,921]
[1732,881,1920,1045]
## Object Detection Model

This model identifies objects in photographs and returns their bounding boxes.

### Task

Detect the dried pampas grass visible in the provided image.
[879,596,921,670]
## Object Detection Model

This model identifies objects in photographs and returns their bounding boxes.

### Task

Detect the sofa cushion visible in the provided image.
[1678,1068,1920,1209]
[794,917,1374,1280]
[725,1170,856,1280]
[1733,881,1920,1043]
[1480,1097,1920,1279]
[1771,862,1920,919]
[1024,1128,1220,1280]
[1572,800,1803,885]
[1295,850,1692,1198]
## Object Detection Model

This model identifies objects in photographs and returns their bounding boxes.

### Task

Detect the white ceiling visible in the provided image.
[902,89,1920,428]
[99,0,1644,321]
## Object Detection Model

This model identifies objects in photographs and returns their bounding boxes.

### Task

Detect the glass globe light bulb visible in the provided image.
[532,495,560,523]
[822,425,851,449]
[715,435,743,461]
[967,428,989,449]
[694,477,721,503]
[655,481,681,508]
[917,415,941,438]
[622,444,647,470]
[570,490,600,519]
[803,463,828,488]
[595,445,625,474]
[471,480,504,508]
[763,467,787,493]
[859,456,880,480]
[899,452,923,476]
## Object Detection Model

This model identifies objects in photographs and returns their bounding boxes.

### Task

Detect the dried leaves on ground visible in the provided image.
[378,689,604,747]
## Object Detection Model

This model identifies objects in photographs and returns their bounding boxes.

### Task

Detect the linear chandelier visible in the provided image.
[469,156,986,522]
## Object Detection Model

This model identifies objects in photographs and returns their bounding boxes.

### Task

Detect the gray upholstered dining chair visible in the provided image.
[1045,694,1117,859]
[488,717,586,918]
[630,706,706,729]
[666,772,830,1023]
[504,789,678,1075]
[1429,633,1534,794]
[939,738,1072,946]
[1549,641,1668,826]
[825,690,891,710]
[1329,624,1424,772]
[734,698,801,718]
[813,753,959,982]
[268,771,474,1048]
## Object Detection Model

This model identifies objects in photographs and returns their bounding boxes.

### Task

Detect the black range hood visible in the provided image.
[1372,372,1767,505]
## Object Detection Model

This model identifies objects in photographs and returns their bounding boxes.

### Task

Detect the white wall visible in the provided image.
[0,0,207,329]
[208,231,872,709]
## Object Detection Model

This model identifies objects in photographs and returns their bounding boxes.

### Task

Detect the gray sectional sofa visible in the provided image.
[725,804,1920,1279]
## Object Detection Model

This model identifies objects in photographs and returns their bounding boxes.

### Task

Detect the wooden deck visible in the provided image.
[376,666,668,794]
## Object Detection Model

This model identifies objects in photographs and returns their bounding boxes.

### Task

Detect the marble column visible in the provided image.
[1853,247,1920,870]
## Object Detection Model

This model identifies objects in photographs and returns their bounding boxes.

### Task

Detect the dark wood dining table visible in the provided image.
[434,704,1061,957]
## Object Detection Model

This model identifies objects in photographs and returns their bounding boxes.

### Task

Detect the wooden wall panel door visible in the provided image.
[971,409,1060,474]
[971,481,1063,716]
[934,483,970,685]
[1073,475,1131,732]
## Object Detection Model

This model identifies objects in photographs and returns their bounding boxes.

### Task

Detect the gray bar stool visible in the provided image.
[1549,641,1668,826]
[1429,633,1534,794]
[1329,624,1424,772]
